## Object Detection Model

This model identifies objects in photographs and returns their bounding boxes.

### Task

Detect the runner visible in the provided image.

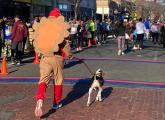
[34,8,73,117]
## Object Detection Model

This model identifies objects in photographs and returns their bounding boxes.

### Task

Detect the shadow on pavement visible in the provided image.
[41,79,91,119]
[41,80,113,119]
[62,80,113,106]
[40,109,56,119]
[102,87,113,100]
[8,69,18,74]
[62,79,92,106]
[22,58,35,64]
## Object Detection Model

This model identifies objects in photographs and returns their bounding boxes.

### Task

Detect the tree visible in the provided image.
[68,0,82,19]
[120,0,136,14]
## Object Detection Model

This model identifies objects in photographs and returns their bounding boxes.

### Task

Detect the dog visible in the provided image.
[87,68,104,107]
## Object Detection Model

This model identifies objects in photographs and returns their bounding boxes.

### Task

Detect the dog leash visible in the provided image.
[73,57,94,76]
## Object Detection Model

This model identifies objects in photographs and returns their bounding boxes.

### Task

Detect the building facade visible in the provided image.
[0,0,97,20]
[31,0,53,18]
[57,0,73,20]
[0,0,54,20]
[79,0,96,19]
[96,0,109,20]
[0,0,31,19]
[57,0,96,20]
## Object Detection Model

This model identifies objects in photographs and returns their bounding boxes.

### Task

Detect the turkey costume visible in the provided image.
[34,8,72,117]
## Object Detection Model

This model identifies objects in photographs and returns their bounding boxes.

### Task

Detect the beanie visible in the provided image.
[49,8,61,17]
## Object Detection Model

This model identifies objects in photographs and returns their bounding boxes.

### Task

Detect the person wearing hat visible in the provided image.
[34,8,73,117]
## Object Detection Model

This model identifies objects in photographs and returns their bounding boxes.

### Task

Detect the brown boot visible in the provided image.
[35,99,43,117]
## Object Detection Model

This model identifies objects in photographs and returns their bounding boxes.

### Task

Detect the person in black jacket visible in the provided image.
[160,22,165,48]
[76,20,84,51]
[115,20,126,55]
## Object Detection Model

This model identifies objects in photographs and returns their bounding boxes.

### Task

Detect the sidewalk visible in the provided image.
[0,83,165,120]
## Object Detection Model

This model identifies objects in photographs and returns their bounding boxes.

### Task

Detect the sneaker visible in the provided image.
[11,61,15,65]
[121,52,125,55]
[117,50,121,56]
[98,42,101,45]
[16,62,21,65]
[76,48,79,51]
[35,99,43,117]
[52,103,63,110]
[79,47,82,51]
[132,46,138,50]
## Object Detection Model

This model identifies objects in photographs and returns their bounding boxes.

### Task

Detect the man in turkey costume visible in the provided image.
[34,8,72,117]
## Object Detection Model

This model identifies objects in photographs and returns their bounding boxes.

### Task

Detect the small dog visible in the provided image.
[87,68,104,107]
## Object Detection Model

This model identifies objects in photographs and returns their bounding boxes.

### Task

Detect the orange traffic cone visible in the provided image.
[87,39,91,48]
[0,57,8,75]
[33,52,40,64]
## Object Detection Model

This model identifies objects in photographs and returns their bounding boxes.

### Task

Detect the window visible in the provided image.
[59,4,63,10]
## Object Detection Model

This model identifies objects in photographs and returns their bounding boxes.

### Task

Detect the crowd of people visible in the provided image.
[0,14,165,65]
[68,17,165,55]
[0,16,28,65]
[115,18,165,55]
[69,18,115,50]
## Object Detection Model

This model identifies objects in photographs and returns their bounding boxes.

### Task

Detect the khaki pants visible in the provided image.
[39,55,64,85]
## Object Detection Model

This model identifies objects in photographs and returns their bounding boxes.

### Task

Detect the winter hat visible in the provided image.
[49,8,61,17]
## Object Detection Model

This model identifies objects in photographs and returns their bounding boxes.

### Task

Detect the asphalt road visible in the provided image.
[0,38,165,120]
[1,38,165,83]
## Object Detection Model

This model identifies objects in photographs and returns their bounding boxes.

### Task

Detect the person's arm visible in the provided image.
[60,40,73,58]
[77,24,81,33]
[11,23,16,40]
[24,25,28,38]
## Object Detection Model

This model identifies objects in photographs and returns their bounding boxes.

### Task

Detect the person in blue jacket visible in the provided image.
[4,20,12,57]
[144,18,150,40]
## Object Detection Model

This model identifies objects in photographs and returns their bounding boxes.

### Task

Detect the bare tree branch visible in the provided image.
[68,0,82,19]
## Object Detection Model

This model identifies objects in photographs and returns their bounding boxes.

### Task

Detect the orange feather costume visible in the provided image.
[34,8,72,117]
